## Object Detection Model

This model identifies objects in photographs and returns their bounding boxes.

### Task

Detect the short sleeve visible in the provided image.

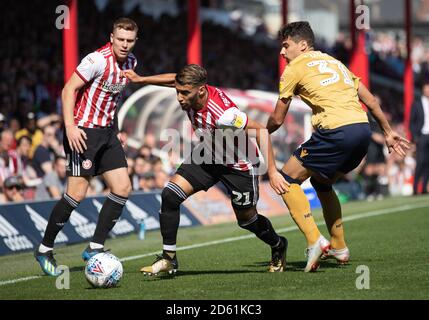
[279,65,300,100]
[351,72,360,90]
[75,52,105,83]
[216,108,248,131]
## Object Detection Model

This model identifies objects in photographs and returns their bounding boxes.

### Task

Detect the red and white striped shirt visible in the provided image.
[186,85,258,171]
[74,42,137,128]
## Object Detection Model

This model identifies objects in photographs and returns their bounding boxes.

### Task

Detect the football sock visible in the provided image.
[162,249,176,260]
[281,184,321,246]
[160,182,187,253]
[317,190,346,249]
[38,243,53,253]
[92,192,127,245]
[89,242,104,250]
[238,214,281,247]
[41,194,80,248]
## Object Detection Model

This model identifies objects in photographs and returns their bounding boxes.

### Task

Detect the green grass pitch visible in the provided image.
[1,195,428,300]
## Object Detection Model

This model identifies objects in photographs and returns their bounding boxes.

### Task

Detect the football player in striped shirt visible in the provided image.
[35,18,175,276]
[125,64,290,275]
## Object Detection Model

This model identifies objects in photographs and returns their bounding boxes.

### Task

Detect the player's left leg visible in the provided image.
[234,206,288,272]
[82,167,132,261]
[80,128,130,260]
[310,173,350,264]
[221,167,287,272]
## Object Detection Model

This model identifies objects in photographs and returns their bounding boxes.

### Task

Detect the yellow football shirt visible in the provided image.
[279,50,368,129]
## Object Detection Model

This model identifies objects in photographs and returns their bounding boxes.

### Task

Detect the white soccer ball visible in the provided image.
[85,252,123,288]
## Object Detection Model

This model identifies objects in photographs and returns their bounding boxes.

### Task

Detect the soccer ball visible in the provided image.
[85,253,123,288]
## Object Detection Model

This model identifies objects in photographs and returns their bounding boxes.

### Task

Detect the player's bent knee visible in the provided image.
[234,206,257,222]
[65,190,86,202]
[113,184,132,197]
[237,213,258,230]
[161,182,188,211]
[310,177,333,192]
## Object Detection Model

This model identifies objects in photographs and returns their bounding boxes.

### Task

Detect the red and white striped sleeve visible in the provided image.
[75,52,105,83]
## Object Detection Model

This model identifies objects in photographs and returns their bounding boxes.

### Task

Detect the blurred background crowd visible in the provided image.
[0,0,428,204]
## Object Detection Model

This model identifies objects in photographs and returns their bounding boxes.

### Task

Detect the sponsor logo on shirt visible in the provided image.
[231,114,244,129]
[101,80,125,94]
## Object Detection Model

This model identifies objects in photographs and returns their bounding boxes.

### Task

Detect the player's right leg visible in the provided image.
[35,176,89,276]
[279,156,329,272]
[140,174,196,276]
[141,158,217,276]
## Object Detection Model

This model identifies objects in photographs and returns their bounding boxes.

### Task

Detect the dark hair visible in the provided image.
[278,21,315,48]
[175,64,207,87]
[4,175,24,190]
[54,155,67,164]
[17,135,32,146]
[113,17,138,33]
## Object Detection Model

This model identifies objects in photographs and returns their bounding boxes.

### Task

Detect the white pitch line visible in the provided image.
[121,202,429,262]
[0,276,41,286]
[1,201,428,287]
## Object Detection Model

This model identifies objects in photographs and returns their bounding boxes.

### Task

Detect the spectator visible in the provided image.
[32,125,62,178]
[410,81,429,194]
[15,112,43,158]
[0,129,15,186]
[363,99,389,199]
[7,135,40,186]
[154,170,169,189]
[138,144,155,161]
[387,148,415,196]
[0,175,25,203]
[0,113,6,133]
[138,171,156,191]
[34,156,67,200]
[132,156,152,190]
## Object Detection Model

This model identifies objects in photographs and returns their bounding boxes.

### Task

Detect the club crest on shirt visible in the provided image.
[82,159,92,170]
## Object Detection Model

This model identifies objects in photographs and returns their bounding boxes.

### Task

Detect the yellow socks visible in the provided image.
[317,190,346,249]
[281,184,321,246]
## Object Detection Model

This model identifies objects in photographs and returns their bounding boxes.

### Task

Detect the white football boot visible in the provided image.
[321,246,350,265]
[304,235,330,272]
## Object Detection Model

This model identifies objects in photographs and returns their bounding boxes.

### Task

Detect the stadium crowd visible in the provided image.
[0,0,428,203]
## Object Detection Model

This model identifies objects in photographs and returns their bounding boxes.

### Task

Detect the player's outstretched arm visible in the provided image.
[246,118,290,194]
[123,69,176,87]
[62,73,88,153]
[358,82,410,157]
[266,98,292,134]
